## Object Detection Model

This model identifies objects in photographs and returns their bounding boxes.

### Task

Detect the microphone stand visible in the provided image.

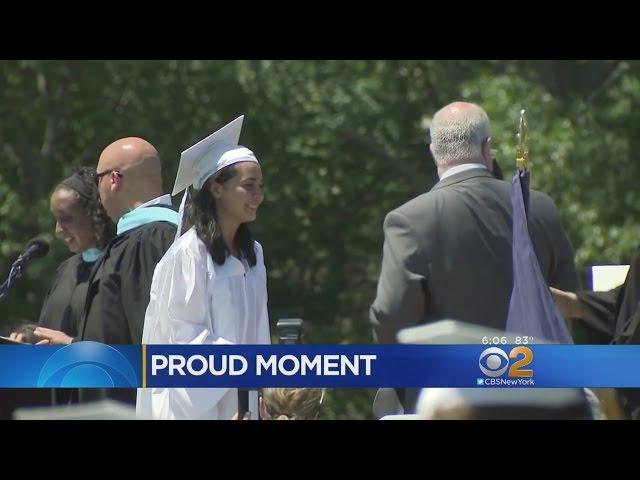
[0,258,25,302]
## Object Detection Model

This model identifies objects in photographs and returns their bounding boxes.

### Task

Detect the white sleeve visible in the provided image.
[255,242,271,345]
[138,244,232,420]
[144,245,234,345]
[167,246,212,344]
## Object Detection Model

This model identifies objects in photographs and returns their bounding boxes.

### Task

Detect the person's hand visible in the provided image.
[32,327,73,345]
[8,332,27,343]
[550,287,580,320]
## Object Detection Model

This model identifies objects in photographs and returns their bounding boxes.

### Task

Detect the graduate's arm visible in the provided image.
[370,210,427,344]
[146,244,231,345]
[163,247,210,343]
[142,246,231,419]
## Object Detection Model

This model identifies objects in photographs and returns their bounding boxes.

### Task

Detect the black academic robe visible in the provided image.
[0,255,93,417]
[577,248,640,344]
[39,253,93,336]
[76,220,176,404]
[40,254,96,405]
[576,247,640,417]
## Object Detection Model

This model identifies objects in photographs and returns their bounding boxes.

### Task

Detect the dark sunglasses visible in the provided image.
[94,169,123,183]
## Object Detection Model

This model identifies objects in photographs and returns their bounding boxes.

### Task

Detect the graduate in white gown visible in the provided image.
[137,116,271,419]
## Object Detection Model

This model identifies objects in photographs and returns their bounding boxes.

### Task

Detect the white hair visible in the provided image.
[429,103,491,167]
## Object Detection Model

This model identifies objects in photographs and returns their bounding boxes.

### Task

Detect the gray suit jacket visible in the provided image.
[370,168,579,343]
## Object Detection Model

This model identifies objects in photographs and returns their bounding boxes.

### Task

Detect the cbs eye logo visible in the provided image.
[37,342,139,388]
[478,346,533,378]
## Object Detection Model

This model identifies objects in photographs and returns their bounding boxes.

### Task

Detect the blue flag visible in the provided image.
[505,170,573,344]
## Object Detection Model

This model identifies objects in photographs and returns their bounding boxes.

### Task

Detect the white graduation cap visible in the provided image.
[172,115,258,196]
[171,115,260,240]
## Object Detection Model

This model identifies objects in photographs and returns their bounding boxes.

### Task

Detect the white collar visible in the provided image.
[135,194,173,210]
[439,163,488,181]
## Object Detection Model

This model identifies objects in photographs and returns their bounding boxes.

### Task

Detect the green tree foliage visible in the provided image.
[1,60,639,418]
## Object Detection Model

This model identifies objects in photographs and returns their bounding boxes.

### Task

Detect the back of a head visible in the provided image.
[100,137,162,185]
[262,388,324,420]
[417,388,592,420]
[429,102,490,167]
[97,137,163,220]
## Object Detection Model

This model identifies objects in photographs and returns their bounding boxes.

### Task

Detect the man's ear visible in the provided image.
[482,137,493,168]
[109,172,120,192]
[111,171,123,191]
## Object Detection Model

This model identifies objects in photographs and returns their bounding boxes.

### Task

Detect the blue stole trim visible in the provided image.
[117,206,180,235]
[81,248,103,263]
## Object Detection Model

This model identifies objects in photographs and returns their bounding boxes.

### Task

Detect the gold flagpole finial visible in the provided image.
[516,109,529,171]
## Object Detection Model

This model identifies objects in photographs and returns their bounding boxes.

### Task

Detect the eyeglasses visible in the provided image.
[94,169,123,184]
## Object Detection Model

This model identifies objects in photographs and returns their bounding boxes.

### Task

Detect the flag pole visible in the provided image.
[516,109,530,218]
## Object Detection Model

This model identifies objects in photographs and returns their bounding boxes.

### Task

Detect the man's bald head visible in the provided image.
[97,137,164,222]
[429,102,491,171]
[98,137,160,172]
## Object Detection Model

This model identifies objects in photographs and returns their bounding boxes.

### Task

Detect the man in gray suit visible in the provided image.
[370,101,579,344]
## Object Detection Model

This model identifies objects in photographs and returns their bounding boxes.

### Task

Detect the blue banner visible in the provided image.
[3,342,640,388]
[506,170,573,343]
[0,342,141,388]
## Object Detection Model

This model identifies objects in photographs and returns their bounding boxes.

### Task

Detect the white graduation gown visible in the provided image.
[136,228,271,419]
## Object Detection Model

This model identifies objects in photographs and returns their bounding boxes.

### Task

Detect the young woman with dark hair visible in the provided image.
[138,117,271,420]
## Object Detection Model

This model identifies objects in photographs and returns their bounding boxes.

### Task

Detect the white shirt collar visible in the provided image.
[135,194,173,210]
[439,163,488,181]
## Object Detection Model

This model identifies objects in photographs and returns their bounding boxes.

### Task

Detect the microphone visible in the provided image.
[0,237,50,301]
[16,238,50,264]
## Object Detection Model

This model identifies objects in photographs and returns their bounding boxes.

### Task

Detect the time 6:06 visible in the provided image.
[481,336,533,345]
[482,336,507,345]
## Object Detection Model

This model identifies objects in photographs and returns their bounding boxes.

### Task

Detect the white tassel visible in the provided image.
[174,189,190,242]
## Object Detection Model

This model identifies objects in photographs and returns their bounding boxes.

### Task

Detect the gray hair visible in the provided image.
[429,103,491,167]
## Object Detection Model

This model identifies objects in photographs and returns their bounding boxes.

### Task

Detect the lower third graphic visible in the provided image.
[37,342,139,388]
